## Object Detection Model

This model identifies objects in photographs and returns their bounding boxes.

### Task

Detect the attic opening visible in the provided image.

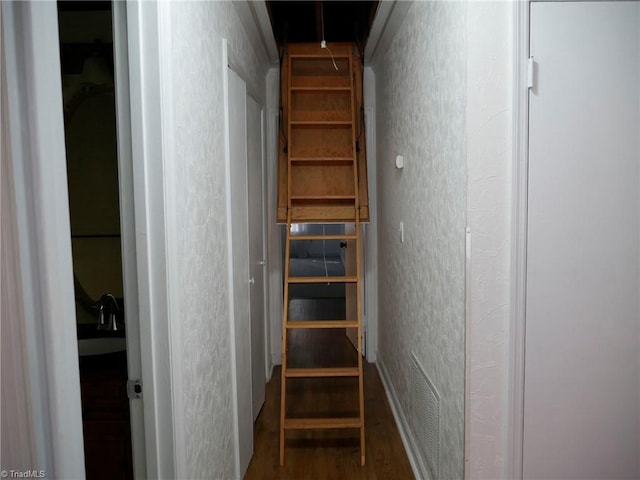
[266,1,378,48]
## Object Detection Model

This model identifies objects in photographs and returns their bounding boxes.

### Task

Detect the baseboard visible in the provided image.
[267,361,275,382]
[271,352,282,367]
[376,356,429,480]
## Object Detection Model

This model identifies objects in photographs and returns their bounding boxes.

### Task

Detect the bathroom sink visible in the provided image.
[78,337,126,357]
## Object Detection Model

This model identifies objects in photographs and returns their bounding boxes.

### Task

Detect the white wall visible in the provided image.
[465,2,512,478]
[372,2,467,478]
[370,1,515,478]
[162,2,270,477]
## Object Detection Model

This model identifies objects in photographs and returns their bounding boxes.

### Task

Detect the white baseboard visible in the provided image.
[376,356,428,480]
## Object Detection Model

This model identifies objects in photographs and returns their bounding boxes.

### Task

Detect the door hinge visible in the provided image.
[527,56,535,90]
[127,379,143,399]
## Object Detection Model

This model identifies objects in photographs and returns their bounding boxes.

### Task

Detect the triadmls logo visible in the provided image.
[1,471,46,479]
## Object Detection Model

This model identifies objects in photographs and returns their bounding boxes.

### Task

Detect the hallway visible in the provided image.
[245,300,414,479]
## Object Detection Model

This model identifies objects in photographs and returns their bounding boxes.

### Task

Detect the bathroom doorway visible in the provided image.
[57,1,145,478]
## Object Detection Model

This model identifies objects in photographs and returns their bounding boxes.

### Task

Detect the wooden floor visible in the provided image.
[244,299,414,479]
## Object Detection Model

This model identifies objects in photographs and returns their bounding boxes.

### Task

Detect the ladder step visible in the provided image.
[290,157,355,164]
[291,205,356,222]
[291,86,352,92]
[290,54,351,59]
[289,234,357,241]
[283,417,361,430]
[290,195,356,200]
[290,121,353,126]
[288,276,357,284]
[285,367,359,378]
[286,320,358,329]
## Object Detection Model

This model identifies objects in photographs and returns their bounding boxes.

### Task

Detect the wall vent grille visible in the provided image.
[410,352,441,480]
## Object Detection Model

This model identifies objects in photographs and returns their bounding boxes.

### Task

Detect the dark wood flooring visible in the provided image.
[244,299,414,480]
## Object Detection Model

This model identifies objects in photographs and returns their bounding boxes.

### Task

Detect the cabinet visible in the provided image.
[79,351,133,480]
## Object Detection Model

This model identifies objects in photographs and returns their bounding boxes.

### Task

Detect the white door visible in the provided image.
[525,3,640,478]
[227,67,253,477]
[112,4,146,477]
[247,95,266,420]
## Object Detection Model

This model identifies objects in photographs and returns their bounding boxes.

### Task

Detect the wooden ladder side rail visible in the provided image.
[352,49,369,222]
[279,47,295,466]
[279,212,293,466]
[276,47,289,223]
[349,52,366,467]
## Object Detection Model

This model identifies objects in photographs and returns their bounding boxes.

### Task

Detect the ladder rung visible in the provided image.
[290,54,351,59]
[283,417,361,430]
[286,320,358,329]
[285,367,359,378]
[288,276,357,284]
[290,157,355,163]
[289,234,357,241]
[290,195,356,200]
[290,121,352,126]
[291,86,352,92]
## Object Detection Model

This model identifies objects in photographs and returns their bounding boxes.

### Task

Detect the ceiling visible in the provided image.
[266,1,378,50]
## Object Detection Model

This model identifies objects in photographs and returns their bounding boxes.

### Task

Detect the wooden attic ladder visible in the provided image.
[278,43,368,467]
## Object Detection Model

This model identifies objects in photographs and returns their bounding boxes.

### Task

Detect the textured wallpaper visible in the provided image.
[167,2,269,478]
[465,2,512,478]
[373,2,468,479]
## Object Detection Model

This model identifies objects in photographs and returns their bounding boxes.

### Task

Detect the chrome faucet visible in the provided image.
[97,293,120,331]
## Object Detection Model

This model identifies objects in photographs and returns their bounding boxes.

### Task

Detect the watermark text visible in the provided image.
[1,470,46,479]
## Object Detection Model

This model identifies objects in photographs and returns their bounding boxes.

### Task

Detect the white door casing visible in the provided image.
[112,3,147,478]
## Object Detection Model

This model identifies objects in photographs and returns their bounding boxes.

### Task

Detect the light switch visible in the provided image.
[399,221,404,243]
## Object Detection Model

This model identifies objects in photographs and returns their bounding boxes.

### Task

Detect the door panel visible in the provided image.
[525,3,640,478]
[227,67,253,476]
[247,95,266,421]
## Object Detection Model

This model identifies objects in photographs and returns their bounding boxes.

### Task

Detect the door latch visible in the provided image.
[127,379,143,399]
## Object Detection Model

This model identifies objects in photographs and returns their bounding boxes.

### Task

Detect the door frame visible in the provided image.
[508,1,530,478]
[125,2,183,477]
[224,40,257,479]
[112,3,147,477]
[245,92,269,420]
